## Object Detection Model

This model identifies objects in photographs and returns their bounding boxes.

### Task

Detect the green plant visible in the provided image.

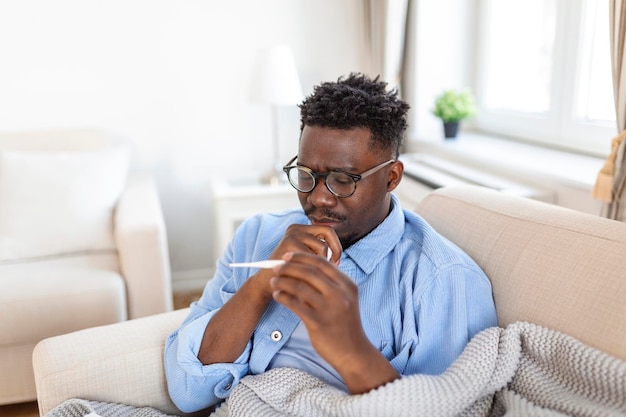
[432,89,476,123]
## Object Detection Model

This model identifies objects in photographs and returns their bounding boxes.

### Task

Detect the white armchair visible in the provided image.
[0,129,173,405]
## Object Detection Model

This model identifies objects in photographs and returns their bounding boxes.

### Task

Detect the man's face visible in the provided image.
[295,125,402,249]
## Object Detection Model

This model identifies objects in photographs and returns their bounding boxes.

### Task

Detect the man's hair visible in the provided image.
[299,73,410,158]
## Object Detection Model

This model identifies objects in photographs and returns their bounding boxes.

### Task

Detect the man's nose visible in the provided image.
[308,178,337,207]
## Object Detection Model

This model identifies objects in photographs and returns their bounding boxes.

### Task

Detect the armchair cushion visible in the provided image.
[0,145,130,262]
[33,309,190,416]
[0,268,126,345]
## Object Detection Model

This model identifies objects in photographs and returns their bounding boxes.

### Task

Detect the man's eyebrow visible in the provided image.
[333,166,358,173]
[297,162,358,172]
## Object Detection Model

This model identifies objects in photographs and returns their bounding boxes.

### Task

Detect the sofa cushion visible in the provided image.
[0,266,127,345]
[0,145,130,262]
[416,185,626,362]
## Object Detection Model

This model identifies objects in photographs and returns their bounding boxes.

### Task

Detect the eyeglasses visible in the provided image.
[282,156,395,198]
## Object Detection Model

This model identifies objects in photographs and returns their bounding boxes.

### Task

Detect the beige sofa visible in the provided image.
[0,129,173,405]
[32,185,626,416]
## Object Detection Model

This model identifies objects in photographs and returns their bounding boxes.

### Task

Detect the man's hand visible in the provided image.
[271,224,342,264]
[253,224,342,297]
[197,224,342,365]
[270,251,400,394]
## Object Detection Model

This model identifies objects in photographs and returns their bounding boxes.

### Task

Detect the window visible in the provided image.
[475,0,615,156]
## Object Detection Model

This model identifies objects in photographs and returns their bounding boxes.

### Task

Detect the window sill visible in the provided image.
[405,132,606,192]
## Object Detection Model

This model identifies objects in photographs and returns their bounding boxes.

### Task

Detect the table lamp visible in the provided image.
[249,45,303,185]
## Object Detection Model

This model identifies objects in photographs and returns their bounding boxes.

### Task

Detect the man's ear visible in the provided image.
[387,160,404,192]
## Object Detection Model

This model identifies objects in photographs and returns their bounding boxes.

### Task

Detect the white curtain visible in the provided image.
[593,0,626,220]
[361,0,414,153]
[361,0,411,94]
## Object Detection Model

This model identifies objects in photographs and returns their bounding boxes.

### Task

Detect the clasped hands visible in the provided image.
[255,224,399,393]
[266,225,357,363]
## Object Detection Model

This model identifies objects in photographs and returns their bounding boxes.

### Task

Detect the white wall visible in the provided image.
[0,1,366,280]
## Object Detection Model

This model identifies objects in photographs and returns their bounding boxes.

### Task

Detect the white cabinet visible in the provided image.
[210,178,300,261]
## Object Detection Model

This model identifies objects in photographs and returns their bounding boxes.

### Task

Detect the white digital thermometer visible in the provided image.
[230,242,333,269]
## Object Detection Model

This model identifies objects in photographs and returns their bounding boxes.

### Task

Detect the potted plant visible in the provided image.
[432,89,476,139]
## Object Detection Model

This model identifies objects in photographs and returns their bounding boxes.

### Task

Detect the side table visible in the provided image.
[210,177,300,262]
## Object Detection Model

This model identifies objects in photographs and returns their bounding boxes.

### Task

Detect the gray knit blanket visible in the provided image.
[44,322,626,417]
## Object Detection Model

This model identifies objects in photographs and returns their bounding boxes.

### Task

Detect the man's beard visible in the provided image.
[304,207,356,249]
[338,233,359,250]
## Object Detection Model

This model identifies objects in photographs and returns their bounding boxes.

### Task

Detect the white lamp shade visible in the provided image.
[250,45,303,106]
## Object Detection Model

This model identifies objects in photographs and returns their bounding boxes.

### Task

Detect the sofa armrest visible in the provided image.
[115,174,173,319]
[33,309,189,416]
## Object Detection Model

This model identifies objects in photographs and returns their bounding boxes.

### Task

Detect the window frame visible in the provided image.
[473,0,616,157]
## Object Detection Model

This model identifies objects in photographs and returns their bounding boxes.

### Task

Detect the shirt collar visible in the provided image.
[343,194,405,274]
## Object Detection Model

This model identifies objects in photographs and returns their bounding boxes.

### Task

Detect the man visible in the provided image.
[164,73,497,413]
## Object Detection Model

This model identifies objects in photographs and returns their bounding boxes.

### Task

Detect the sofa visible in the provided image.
[32,185,626,416]
[0,129,173,405]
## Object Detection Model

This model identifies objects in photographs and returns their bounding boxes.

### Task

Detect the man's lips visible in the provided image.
[309,216,341,226]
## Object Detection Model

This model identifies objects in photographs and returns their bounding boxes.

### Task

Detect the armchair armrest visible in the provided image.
[115,174,173,319]
[33,309,189,416]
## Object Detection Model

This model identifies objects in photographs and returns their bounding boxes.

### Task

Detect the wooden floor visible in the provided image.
[0,289,203,417]
[172,288,203,310]
[0,402,39,417]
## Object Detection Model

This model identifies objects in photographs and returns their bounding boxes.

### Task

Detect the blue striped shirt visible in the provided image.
[164,194,497,412]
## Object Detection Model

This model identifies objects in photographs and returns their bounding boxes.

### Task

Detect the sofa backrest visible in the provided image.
[416,185,626,361]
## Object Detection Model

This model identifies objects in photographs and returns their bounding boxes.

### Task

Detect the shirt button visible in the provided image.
[271,330,282,342]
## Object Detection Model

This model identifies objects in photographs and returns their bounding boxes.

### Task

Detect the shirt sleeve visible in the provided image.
[163,245,252,412]
[163,211,304,412]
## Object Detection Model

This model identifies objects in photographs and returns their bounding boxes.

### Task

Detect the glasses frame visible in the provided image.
[282,155,396,198]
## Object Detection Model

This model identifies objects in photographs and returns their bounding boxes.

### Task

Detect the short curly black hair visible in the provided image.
[299,73,410,157]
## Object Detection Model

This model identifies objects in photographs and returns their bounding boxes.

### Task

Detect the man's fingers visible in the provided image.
[311,230,342,264]
[271,289,318,324]
[278,252,348,287]
[270,275,327,316]
[272,259,336,294]
[284,224,342,263]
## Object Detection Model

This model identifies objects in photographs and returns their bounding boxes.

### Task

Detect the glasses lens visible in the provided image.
[327,172,356,197]
[288,167,315,192]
